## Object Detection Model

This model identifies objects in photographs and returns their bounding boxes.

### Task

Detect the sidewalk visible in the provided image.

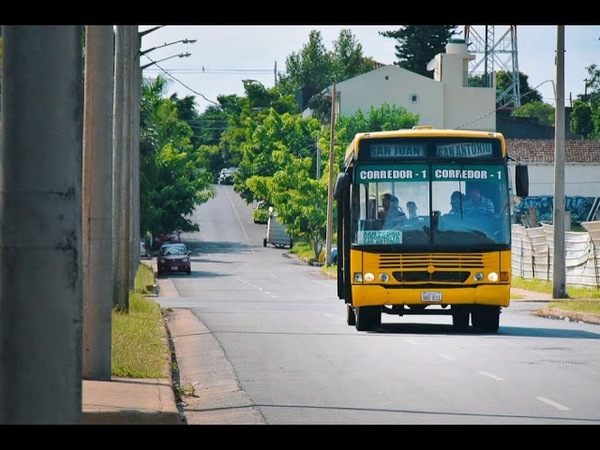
[81,261,184,425]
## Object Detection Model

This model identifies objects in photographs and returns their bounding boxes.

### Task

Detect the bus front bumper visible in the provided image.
[350,283,510,308]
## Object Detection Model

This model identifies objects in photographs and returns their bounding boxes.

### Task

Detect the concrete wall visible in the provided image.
[508,162,600,197]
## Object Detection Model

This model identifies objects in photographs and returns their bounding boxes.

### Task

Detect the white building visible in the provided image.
[332,39,496,131]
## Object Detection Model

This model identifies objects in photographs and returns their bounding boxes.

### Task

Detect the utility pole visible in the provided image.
[82,25,114,380]
[112,26,131,310]
[553,25,567,299]
[325,83,336,266]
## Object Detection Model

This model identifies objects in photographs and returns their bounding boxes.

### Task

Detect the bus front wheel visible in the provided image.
[472,305,500,333]
[355,306,381,331]
[452,305,470,331]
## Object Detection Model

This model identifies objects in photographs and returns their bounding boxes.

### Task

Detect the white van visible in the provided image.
[263,211,293,249]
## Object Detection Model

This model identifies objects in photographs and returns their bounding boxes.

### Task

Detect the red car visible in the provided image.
[157,243,192,275]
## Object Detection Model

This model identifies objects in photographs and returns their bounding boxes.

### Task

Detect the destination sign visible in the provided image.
[370,144,426,158]
[436,142,493,158]
[432,164,503,181]
[357,164,428,183]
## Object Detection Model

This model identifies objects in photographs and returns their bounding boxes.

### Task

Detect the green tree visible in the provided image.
[570,99,594,137]
[239,103,419,260]
[496,70,543,106]
[140,75,215,237]
[570,65,600,138]
[379,25,458,78]
[335,103,420,147]
[511,100,555,127]
[277,30,333,111]
[277,29,379,121]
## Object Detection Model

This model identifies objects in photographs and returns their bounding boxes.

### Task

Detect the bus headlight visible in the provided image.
[353,272,363,282]
[379,273,390,282]
[473,272,484,282]
[364,272,375,282]
[488,272,499,282]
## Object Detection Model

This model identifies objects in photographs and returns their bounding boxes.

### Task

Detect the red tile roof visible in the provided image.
[506,139,600,163]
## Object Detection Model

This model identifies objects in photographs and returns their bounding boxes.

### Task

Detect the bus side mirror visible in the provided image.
[515,165,529,197]
[333,173,347,201]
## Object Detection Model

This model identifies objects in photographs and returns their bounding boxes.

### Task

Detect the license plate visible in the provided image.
[171,266,178,271]
[421,291,442,302]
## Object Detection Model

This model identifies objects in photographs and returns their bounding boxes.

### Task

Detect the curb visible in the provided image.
[536,307,600,325]
[82,378,183,425]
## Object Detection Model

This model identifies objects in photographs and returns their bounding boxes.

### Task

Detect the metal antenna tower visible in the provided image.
[464,25,521,108]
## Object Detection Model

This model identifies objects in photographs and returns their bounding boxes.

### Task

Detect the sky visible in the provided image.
[138,25,600,114]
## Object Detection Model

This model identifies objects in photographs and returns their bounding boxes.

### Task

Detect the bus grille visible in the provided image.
[393,271,471,283]
[376,253,486,284]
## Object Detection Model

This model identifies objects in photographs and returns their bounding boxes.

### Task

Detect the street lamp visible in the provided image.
[242,79,266,88]
[140,38,197,57]
[141,52,191,70]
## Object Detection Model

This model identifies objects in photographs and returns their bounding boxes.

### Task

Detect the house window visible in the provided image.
[409,94,419,104]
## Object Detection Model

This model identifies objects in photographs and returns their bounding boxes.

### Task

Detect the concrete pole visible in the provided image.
[122,26,133,296]
[325,83,336,266]
[0,25,84,424]
[82,26,115,380]
[552,25,567,298]
[112,27,128,310]
[130,27,141,286]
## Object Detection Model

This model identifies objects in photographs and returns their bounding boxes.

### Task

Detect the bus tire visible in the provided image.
[472,305,500,333]
[452,305,470,331]
[355,306,381,331]
[346,304,356,326]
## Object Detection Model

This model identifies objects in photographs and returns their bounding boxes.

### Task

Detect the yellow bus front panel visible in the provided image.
[349,248,511,308]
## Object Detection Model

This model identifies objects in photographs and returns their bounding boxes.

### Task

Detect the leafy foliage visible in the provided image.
[571,64,600,139]
[140,75,215,237]
[511,100,555,127]
[496,70,543,107]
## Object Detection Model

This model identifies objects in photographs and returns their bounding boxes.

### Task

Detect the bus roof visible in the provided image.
[344,127,506,165]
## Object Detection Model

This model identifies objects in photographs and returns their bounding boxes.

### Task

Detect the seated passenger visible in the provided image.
[464,186,494,214]
[406,201,421,221]
[448,191,465,214]
[381,193,406,229]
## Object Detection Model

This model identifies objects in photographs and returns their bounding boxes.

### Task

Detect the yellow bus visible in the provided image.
[333,126,529,332]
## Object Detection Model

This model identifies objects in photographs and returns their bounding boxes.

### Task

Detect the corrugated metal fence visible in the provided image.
[511,221,600,287]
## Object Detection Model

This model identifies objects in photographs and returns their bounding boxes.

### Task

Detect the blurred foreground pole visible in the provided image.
[552,25,567,299]
[0,25,84,424]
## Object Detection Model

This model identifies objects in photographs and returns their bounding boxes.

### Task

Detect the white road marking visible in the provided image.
[536,396,570,411]
[478,371,504,381]
[438,353,456,361]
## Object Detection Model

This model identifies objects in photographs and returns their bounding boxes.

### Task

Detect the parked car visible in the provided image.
[157,243,192,276]
[218,167,239,185]
[217,168,229,184]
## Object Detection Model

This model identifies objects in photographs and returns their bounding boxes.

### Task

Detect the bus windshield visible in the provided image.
[351,162,511,249]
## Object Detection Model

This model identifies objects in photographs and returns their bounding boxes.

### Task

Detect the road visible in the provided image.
[158,184,600,425]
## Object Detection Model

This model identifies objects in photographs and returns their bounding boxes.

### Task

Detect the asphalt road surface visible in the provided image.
[159,184,600,425]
